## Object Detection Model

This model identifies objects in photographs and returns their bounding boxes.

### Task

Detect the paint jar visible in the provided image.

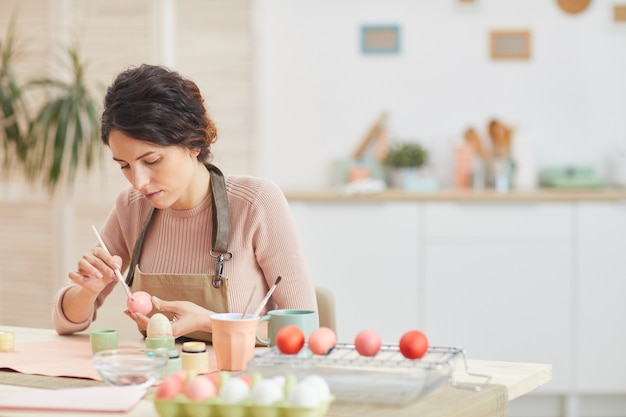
[0,331,15,351]
[181,341,209,374]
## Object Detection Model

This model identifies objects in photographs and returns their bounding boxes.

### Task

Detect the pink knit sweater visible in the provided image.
[52,175,317,335]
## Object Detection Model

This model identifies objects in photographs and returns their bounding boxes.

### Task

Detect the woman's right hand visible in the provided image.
[68,246,124,295]
[61,246,124,325]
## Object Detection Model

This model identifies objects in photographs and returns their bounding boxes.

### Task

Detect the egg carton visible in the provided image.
[153,397,333,417]
[247,344,491,406]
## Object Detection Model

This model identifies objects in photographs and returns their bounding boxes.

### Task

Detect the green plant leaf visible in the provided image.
[383,142,429,168]
[1,14,102,193]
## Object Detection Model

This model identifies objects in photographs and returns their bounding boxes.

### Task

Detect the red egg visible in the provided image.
[354,329,381,357]
[127,291,152,315]
[275,325,305,354]
[308,327,337,355]
[399,330,429,359]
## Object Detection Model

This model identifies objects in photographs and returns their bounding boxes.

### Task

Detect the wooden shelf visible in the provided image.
[284,188,626,202]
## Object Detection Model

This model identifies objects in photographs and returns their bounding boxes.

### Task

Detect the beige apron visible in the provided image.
[125,165,232,342]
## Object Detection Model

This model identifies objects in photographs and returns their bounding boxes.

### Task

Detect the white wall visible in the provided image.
[253,0,626,189]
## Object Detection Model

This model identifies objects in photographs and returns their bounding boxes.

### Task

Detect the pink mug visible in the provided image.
[210,313,260,371]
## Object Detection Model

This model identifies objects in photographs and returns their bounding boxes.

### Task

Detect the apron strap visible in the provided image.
[125,206,155,287]
[206,164,230,253]
[125,164,231,287]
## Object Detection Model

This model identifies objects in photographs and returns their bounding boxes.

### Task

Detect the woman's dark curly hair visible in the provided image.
[100,64,217,163]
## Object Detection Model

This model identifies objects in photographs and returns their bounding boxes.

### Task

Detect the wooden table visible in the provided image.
[0,326,552,416]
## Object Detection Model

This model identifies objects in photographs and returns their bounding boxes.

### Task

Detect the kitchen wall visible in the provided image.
[253,0,626,189]
[1,0,624,339]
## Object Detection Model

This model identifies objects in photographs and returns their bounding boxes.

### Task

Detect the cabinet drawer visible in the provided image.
[423,202,573,240]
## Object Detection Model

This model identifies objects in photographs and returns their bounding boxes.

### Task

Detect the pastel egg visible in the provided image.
[184,375,216,401]
[250,379,284,405]
[271,376,285,390]
[127,291,152,315]
[307,327,337,355]
[300,375,331,401]
[147,313,173,338]
[288,382,320,407]
[155,376,184,400]
[220,377,250,404]
[354,329,382,357]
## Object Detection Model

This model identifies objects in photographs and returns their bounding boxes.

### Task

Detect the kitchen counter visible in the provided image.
[284,187,626,202]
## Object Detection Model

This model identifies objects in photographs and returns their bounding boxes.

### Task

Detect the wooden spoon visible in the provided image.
[488,120,511,158]
[464,128,489,159]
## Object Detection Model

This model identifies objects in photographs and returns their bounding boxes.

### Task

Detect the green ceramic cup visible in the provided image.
[256,309,318,346]
[90,329,118,354]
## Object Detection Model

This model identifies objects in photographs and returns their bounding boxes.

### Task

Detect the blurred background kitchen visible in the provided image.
[1,1,625,417]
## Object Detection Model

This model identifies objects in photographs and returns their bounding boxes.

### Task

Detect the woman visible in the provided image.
[52,64,317,340]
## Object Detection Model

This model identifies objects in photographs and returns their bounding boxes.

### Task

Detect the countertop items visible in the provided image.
[540,167,606,189]
[0,325,551,417]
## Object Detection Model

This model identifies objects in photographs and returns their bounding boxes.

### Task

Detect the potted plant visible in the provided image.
[0,19,101,193]
[0,18,29,172]
[383,141,431,191]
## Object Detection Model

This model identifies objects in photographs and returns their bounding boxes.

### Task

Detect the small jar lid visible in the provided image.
[182,341,206,353]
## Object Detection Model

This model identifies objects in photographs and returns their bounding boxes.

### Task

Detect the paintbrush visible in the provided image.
[241,283,257,319]
[91,225,133,300]
[252,276,282,317]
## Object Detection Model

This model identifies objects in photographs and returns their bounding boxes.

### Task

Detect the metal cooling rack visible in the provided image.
[247,343,492,405]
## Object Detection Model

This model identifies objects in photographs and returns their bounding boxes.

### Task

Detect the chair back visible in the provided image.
[315,286,336,333]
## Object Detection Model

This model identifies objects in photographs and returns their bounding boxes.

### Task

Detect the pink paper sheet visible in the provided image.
[0,385,146,412]
[0,340,141,380]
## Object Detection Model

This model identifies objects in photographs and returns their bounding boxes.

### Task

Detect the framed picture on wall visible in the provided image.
[490,30,531,60]
[361,25,401,54]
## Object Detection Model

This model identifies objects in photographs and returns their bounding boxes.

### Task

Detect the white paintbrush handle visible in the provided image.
[91,225,133,298]
[252,287,275,317]
[253,276,282,317]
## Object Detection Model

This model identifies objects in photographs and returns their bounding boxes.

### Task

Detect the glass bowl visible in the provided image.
[93,348,168,389]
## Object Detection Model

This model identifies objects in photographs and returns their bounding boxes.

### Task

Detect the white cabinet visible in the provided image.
[421,202,573,392]
[576,202,626,392]
[289,201,421,343]
[288,195,626,411]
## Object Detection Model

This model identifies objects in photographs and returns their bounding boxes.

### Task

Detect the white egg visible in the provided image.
[271,376,285,389]
[300,375,331,401]
[146,313,173,338]
[220,377,250,404]
[250,379,284,405]
[288,382,320,408]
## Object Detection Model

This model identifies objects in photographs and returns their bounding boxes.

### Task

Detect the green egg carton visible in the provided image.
[152,396,333,417]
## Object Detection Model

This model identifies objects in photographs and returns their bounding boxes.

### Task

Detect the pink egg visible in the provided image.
[354,329,382,357]
[308,327,337,355]
[155,376,184,400]
[184,375,217,401]
[171,370,189,383]
[127,291,152,315]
